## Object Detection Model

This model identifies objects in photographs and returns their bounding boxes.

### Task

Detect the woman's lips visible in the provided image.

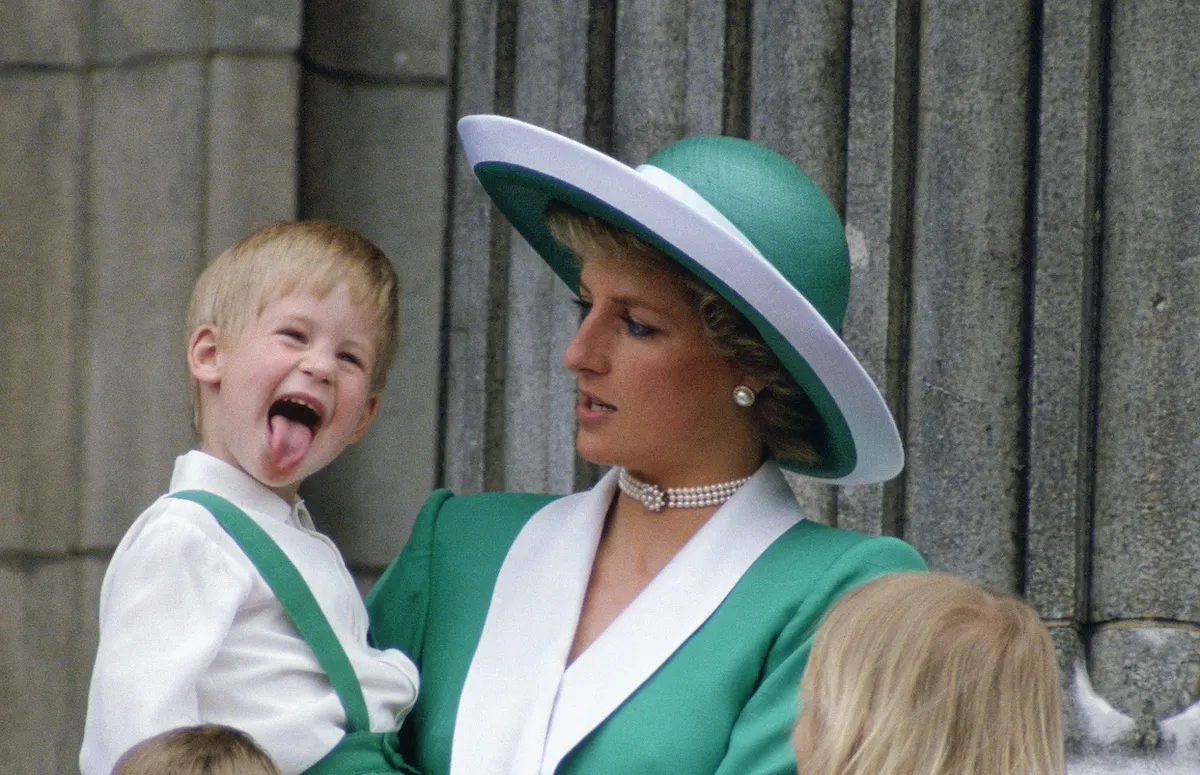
[576,391,615,424]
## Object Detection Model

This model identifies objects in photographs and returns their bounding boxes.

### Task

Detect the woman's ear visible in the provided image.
[187,325,222,386]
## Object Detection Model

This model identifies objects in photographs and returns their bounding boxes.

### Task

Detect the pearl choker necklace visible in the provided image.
[617,468,751,512]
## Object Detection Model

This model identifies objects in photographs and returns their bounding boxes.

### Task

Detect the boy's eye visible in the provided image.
[279,328,307,343]
[338,352,365,368]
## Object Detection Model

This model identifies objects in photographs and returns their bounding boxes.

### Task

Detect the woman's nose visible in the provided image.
[563,313,607,374]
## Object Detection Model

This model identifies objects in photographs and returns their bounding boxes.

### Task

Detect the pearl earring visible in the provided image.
[733,385,756,407]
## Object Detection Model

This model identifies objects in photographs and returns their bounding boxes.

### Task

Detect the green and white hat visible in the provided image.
[458,114,902,485]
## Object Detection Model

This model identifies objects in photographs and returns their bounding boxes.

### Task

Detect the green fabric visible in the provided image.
[366,490,559,769]
[170,490,420,775]
[645,136,851,329]
[366,490,927,775]
[304,730,419,775]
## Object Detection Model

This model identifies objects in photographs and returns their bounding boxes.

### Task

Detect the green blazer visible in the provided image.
[367,463,925,775]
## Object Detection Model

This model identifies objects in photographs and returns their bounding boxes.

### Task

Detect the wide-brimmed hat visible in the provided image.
[457,114,902,484]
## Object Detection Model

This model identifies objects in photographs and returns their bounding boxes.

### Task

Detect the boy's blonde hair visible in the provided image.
[112,724,281,775]
[186,220,399,422]
[797,572,1064,775]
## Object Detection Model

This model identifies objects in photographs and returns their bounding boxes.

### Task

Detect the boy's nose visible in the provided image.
[300,349,336,381]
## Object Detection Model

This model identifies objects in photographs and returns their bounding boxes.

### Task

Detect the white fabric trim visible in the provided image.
[450,462,801,775]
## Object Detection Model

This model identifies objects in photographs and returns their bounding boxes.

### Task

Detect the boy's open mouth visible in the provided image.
[267,397,323,471]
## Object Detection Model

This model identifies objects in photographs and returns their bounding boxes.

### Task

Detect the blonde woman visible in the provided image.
[113,725,281,775]
[368,115,926,774]
[793,572,1064,775]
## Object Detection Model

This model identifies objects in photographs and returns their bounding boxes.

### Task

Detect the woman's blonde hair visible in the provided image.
[186,220,399,422]
[796,572,1064,775]
[112,724,281,775]
[544,204,822,465]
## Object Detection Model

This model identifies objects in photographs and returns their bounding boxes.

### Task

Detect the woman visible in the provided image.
[793,573,1064,775]
[367,115,926,775]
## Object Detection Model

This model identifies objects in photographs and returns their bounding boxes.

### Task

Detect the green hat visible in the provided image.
[458,114,902,484]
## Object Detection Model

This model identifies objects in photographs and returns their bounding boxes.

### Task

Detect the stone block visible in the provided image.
[0,0,89,64]
[1024,0,1104,621]
[750,0,849,205]
[901,0,1031,590]
[1051,624,1088,755]
[214,0,301,51]
[94,0,211,60]
[1085,624,1200,757]
[304,0,451,80]
[80,61,207,548]
[837,0,916,538]
[1091,0,1200,624]
[836,222,899,535]
[0,557,103,775]
[613,0,723,164]
[299,73,447,567]
[785,472,835,526]
[440,0,503,495]
[495,0,592,495]
[205,55,299,258]
[0,73,84,553]
[502,240,580,495]
[512,0,589,133]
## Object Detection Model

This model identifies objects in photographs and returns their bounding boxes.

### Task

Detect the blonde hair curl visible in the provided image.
[112,724,281,775]
[797,572,1064,775]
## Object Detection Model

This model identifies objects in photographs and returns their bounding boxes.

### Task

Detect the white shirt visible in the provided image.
[80,451,419,775]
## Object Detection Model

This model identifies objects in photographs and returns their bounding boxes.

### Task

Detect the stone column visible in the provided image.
[299,0,451,569]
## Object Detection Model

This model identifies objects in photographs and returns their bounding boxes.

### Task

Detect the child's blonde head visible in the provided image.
[795,572,1064,775]
[186,220,399,422]
[112,724,281,775]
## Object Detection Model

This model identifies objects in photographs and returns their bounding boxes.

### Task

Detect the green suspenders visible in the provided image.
[169,489,371,734]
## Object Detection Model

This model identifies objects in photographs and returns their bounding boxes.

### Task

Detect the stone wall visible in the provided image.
[2,1,1198,772]
[0,1,448,771]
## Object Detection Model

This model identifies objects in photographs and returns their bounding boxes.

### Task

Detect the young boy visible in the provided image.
[113,724,281,775]
[792,572,1064,775]
[81,221,419,775]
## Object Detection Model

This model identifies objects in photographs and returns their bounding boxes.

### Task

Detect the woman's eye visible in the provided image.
[623,316,656,338]
[571,297,593,318]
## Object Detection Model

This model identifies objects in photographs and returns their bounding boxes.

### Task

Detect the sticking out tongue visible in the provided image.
[268,414,314,472]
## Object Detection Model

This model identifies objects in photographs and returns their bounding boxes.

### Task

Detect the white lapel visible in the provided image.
[540,462,800,771]
[450,462,801,775]
[449,473,615,775]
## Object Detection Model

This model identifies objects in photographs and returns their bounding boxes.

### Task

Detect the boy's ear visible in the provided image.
[188,325,223,386]
[351,395,381,443]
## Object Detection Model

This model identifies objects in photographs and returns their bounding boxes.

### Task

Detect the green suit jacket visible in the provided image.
[367,463,925,775]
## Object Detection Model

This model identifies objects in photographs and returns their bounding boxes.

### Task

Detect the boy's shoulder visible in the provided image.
[110,489,270,576]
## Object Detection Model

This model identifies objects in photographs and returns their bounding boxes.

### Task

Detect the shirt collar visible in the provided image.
[168,450,306,527]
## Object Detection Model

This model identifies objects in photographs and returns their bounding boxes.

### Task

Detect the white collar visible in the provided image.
[451,460,801,775]
[168,450,313,530]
